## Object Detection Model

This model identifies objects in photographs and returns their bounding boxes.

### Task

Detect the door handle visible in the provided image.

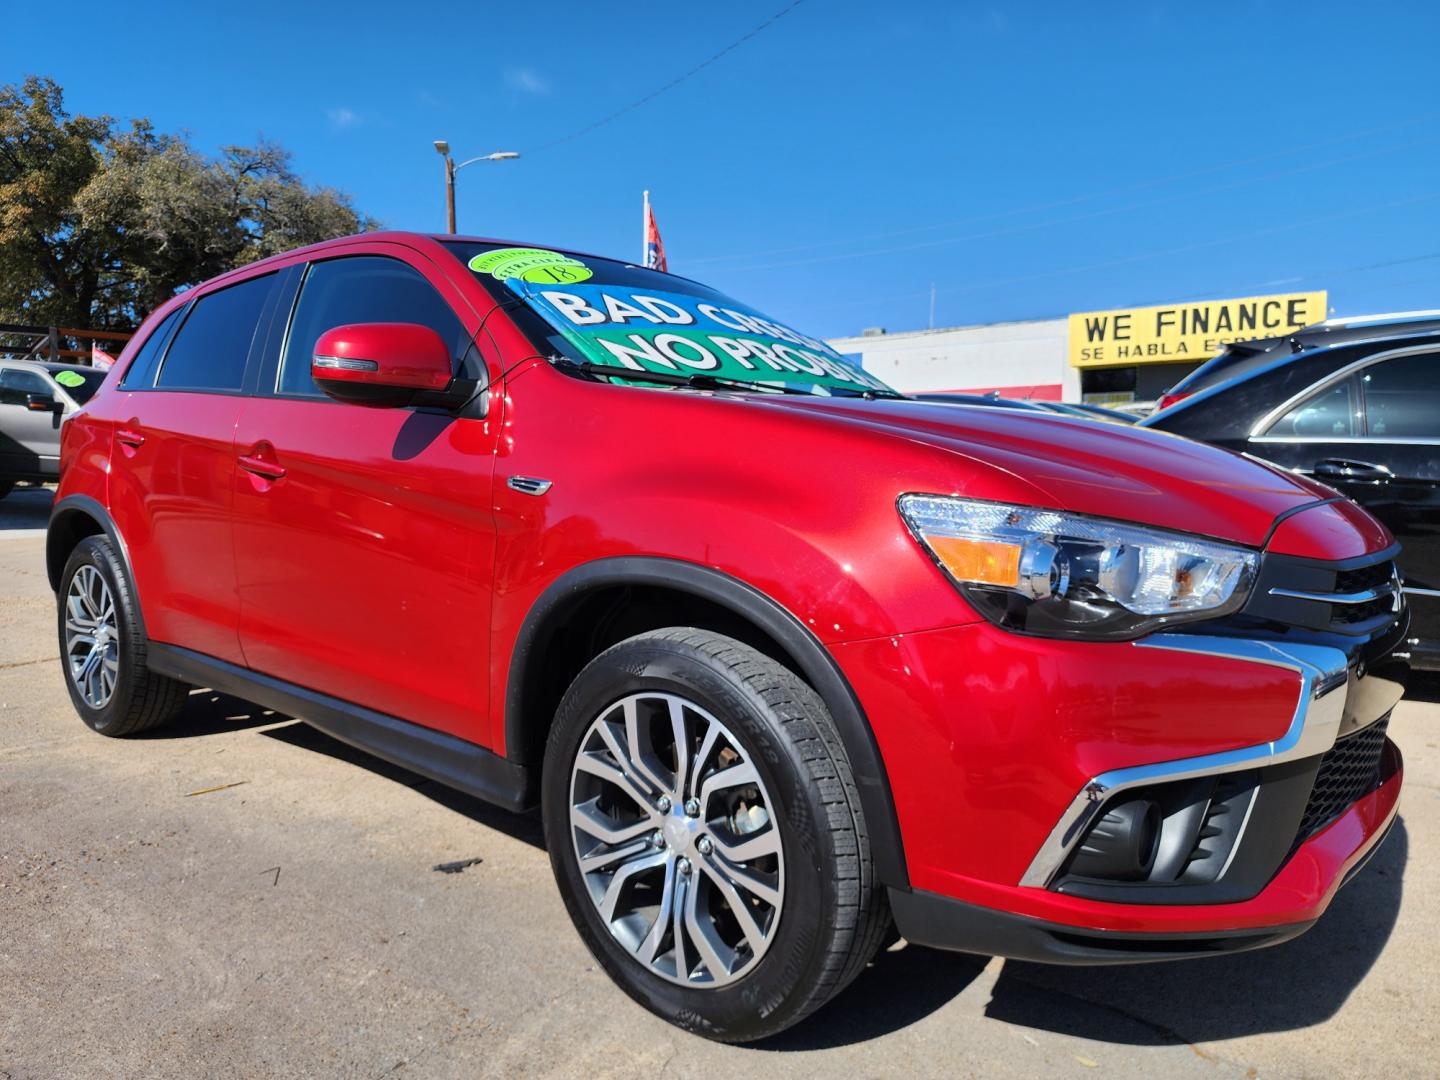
[1314,458,1392,482]
[116,427,145,448]
[238,443,287,482]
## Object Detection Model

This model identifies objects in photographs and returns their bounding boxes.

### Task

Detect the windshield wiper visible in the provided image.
[827,386,910,400]
[552,358,815,395]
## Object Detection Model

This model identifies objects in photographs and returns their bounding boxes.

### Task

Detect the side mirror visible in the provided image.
[312,323,453,407]
[26,392,61,413]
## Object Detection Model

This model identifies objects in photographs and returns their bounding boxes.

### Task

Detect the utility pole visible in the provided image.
[432,141,520,234]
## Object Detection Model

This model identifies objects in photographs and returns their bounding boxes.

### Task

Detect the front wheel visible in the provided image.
[541,628,890,1042]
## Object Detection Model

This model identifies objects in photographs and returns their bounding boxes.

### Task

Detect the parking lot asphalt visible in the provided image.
[2,495,1438,1079]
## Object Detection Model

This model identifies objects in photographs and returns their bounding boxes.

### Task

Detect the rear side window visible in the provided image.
[277,256,468,397]
[156,274,274,392]
[1362,352,1440,438]
[120,306,184,389]
[1267,377,1359,438]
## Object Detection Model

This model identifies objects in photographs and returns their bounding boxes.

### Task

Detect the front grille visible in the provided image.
[1334,561,1397,595]
[1294,714,1391,845]
[1244,550,1402,636]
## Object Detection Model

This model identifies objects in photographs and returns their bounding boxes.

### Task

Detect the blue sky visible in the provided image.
[7,1,1439,337]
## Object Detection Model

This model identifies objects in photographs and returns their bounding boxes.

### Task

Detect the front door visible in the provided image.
[231,249,501,743]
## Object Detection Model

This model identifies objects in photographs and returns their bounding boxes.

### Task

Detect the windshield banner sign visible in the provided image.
[508,280,891,393]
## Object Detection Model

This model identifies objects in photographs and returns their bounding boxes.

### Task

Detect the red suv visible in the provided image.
[48,233,1407,1041]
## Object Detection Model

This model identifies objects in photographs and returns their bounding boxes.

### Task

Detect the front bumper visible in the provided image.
[833,619,1405,951]
[890,741,1400,962]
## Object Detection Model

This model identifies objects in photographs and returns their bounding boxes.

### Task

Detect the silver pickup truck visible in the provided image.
[0,360,107,500]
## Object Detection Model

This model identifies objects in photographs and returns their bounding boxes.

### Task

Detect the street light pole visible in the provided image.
[433,141,519,234]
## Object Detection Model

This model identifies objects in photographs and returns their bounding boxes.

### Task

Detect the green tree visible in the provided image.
[0,76,375,332]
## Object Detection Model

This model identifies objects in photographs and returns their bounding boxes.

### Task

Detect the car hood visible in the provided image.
[747,396,1326,548]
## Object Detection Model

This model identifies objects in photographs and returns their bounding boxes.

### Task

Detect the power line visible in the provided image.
[930,190,1440,299]
[707,136,1440,274]
[849,190,1440,312]
[826,249,1440,339]
[686,111,1440,268]
[527,1,807,155]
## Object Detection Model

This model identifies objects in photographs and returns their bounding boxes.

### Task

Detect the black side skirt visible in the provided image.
[147,643,535,812]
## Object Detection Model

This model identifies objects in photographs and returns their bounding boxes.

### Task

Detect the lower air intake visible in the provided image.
[1294,713,1392,847]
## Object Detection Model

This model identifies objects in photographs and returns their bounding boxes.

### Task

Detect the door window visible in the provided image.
[1266,376,1360,438]
[156,274,275,392]
[120,306,184,389]
[0,367,52,406]
[1362,352,1440,438]
[277,256,468,397]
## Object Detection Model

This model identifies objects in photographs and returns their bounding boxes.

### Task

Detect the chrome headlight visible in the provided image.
[898,495,1259,640]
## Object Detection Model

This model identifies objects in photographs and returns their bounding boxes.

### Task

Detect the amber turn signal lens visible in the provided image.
[925,535,1021,587]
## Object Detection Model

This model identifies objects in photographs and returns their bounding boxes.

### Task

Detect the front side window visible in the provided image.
[442,242,897,397]
[156,274,275,392]
[0,367,52,406]
[1266,377,1359,438]
[1362,352,1440,438]
[278,256,469,397]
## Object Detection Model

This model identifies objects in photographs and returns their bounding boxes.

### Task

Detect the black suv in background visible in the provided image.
[1143,314,1440,668]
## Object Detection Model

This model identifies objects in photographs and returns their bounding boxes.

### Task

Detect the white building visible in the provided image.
[828,319,1075,401]
[828,290,1330,406]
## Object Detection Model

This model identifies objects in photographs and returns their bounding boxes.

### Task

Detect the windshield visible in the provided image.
[443,242,899,397]
[46,366,107,404]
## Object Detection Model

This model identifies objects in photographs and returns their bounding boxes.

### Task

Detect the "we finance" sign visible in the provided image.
[1068,291,1328,368]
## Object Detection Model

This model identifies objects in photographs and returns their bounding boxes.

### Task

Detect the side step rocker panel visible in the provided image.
[147,643,535,811]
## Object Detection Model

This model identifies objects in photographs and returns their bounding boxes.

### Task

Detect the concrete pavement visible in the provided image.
[2,510,1437,1078]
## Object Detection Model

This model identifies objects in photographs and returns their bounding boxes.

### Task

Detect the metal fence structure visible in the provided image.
[0,323,133,364]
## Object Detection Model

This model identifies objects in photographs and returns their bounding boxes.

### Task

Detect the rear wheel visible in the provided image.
[542,628,891,1042]
[58,536,190,736]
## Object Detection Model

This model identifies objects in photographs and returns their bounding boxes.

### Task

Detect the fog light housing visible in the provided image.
[1066,799,1161,881]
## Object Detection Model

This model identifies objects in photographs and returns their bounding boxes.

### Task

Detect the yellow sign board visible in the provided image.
[1069,291,1327,368]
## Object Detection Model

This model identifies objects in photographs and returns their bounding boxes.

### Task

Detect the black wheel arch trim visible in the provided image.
[505,555,909,888]
[47,495,147,636]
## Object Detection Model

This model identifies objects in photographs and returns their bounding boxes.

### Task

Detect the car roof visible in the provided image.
[1145,318,1440,425]
[174,230,710,309]
[0,359,97,374]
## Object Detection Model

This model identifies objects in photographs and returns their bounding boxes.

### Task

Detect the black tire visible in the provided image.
[58,535,190,737]
[0,478,14,501]
[542,628,892,1042]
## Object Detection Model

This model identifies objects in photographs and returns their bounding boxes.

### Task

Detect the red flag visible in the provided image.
[644,198,667,272]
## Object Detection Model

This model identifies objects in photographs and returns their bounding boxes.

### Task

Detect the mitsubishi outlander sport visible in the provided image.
[48,233,1407,1041]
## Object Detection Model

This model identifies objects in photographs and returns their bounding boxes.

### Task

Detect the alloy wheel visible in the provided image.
[568,692,785,988]
[65,565,120,709]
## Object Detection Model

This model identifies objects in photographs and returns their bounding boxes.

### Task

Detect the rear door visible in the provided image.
[1249,345,1440,654]
[106,272,281,663]
[231,246,501,744]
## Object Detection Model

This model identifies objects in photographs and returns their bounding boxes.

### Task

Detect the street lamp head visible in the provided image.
[490,151,520,161]
[433,139,450,156]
